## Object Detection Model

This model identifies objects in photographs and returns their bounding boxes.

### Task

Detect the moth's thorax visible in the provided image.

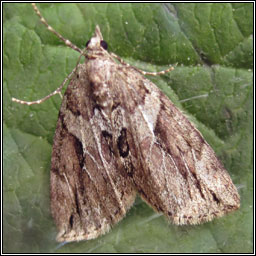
[82,26,116,111]
[85,56,117,111]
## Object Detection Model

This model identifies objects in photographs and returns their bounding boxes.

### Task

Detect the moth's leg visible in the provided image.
[31,3,82,54]
[12,67,77,105]
[110,52,174,76]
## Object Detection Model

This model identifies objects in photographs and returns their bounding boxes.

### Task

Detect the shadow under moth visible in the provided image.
[12,3,240,242]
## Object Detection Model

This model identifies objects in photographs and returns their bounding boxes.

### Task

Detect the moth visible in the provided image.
[12,3,240,242]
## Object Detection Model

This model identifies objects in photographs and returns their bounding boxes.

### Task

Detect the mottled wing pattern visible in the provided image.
[117,66,240,225]
[50,65,136,242]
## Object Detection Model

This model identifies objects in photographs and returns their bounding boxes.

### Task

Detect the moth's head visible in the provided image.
[86,25,108,51]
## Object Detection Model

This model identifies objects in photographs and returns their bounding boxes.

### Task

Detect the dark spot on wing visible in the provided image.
[117,128,129,158]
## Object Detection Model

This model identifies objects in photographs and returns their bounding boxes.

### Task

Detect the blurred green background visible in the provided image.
[3,3,253,253]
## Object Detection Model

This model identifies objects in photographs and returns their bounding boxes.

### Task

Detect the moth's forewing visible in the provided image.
[51,62,136,242]
[119,75,240,224]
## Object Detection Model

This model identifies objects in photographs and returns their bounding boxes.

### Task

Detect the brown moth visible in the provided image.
[12,3,240,242]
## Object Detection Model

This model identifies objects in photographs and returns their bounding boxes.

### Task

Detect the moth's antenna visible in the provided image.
[31,3,82,54]
[12,67,77,105]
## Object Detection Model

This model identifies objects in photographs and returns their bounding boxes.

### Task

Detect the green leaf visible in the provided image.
[3,3,252,253]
